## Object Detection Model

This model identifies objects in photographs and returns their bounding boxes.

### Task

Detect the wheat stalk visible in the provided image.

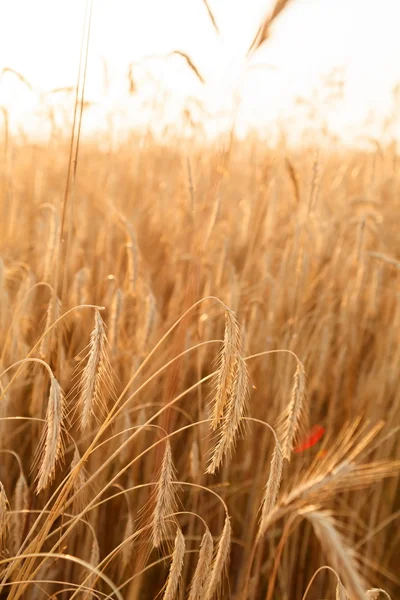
[163,527,185,600]
[188,528,214,600]
[36,376,66,493]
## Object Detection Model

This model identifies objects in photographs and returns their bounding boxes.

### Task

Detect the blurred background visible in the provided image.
[1,0,400,145]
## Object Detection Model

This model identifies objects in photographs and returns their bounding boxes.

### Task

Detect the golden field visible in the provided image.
[0,130,399,600]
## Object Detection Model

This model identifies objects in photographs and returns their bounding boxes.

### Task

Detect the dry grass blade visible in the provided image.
[36,376,66,494]
[258,438,283,539]
[207,355,250,474]
[205,516,231,600]
[277,360,307,461]
[0,482,9,551]
[304,509,365,600]
[152,440,178,548]
[163,527,185,600]
[77,309,113,430]
[170,51,205,84]
[202,0,219,33]
[211,309,241,431]
[247,0,293,57]
[188,528,214,600]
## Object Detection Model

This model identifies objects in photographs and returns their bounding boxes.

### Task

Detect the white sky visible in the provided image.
[0,0,400,143]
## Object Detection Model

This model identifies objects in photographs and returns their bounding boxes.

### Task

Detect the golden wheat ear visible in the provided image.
[35,375,66,494]
[210,309,241,431]
[188,528,213,600]
[205,516,231,600]
[303,509,366,600]
[277,359,307,462]
[76,309,114,431]
[206,354,250,474]
[163,527,185,600]
[152,440,178,548]
[258,437,283,539]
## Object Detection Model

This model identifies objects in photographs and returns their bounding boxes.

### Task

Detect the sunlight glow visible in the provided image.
[0,0,399,143]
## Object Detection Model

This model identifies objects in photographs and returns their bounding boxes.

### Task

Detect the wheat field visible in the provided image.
[0,126,399,600]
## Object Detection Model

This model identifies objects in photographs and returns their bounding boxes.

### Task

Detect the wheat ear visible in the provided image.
[278,360,307,461]
[205,516,231,600]
[152,440,178,548]
[36,376,66,493]
[365,589,391,599]
[304,509,365,600]
[258,437,284,539]
[188,528,214,600]
[207,355,249,474]
[78,309,112,430]
[211,309,241,430]
[11,472,29,551]
[163,527,185,600]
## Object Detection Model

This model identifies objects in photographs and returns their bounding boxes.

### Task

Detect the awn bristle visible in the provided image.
[278,360,307,461]
[205,516,231,600]
[162,527,185,600]
[188,528,214,600]
[207,355,249,474]
[152,440,178,548]
[78,309,112,430]
[36,376,66,494]
[304,509,365,600]
[211,309,241,431]
[258,437,284,539]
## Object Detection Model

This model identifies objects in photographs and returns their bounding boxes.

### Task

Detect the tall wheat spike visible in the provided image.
[211,309,241,430]
[258,437,284,539]
[304,509,365,600]
[36,376,66,493]
[152,440,178,548]
[277,360,307,461]
[11,472,29,552]
[205,516,231,600]
[188,528,214,600]
[77,309,113,430]
[163,527,185,600]
[207,355,250,474]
